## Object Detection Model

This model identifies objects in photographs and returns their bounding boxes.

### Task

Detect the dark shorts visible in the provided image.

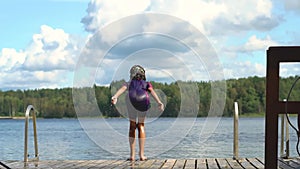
[126,95,147,122]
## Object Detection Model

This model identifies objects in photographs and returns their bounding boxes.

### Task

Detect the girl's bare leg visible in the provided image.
[137,114,146,160]
[129,120,136,160]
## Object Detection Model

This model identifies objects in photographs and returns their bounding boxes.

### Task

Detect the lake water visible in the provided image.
[0,117,299,160]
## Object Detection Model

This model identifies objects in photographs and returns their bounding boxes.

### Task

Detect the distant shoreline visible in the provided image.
[0,114,267,120]
[0,116,12,119]
[0,116,28,120]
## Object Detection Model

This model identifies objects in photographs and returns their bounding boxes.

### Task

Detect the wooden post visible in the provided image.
[233,102,239,160]
[265,47,300,168]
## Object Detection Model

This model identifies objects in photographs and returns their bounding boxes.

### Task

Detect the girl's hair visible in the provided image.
[130,65,146,80]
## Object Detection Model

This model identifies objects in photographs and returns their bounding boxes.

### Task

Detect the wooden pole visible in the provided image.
[233,102,239,159]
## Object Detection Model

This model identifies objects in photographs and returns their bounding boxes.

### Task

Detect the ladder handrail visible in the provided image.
[280,114,290,158]
[24,105,39,163]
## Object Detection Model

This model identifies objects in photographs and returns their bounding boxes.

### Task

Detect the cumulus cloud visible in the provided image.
[78,0,283,85]
[0,0,289,90]
[81,0,281,36]
[224,61,266,79]
[198,0,280,35]
[0,25,83,90]
[81,0,150,32]
[240,35,278,52]
[0,70,71,90]
[22,25,80,71]
[0,48,26,72]
[280,63,300,77]
[76,12,225,86]
[223,35,278,56]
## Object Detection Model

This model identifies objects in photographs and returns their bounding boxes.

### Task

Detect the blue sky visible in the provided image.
[1,0,300,90]
[0,1,88,49]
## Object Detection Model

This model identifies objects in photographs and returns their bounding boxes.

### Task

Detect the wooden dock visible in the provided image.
[1,158,300,169]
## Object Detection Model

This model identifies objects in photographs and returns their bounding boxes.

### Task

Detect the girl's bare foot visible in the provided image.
[140,156,147,161]
[126,157,135,161]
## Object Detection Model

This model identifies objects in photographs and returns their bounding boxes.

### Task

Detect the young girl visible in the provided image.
[111,65,164,161]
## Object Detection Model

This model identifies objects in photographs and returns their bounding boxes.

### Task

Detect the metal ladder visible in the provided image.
[24,105,39,163]
[280,114,290,158]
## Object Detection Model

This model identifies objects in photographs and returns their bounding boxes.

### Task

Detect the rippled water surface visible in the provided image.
[0,117,298,160]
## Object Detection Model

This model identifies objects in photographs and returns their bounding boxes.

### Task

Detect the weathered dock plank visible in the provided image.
[101,160,127,169]
[3,158,300,169]
[184,159,196,169]
[89,159,119,169]
[246,158,264,169]
[161,159,176,169]
[215,158,230,168]
[278,158,296,169]
[136,159,156,168]
[287,158,300,169]
[238,158,256,169]
[80,160,106,169]
[59,160,85,168]
[172,159,186,169]
[148,159,166,168]
[70,160,94,169]
[225,158,243,169]
[196,159,207,169]
[291,158,300,168]
[206,158,219,169]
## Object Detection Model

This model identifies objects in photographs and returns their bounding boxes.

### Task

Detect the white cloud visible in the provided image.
[77,0,281,86]
[242,35,278,52]
[0,25,83,90]
[0,48,26,72]
[148,0,227,34]
[224,61,266,79]
[22,25,80,71]
[78,0,280,85]
[0,0,289,90]
[280,63,300,77]
[81,0,150,32]
[0,70,71,90]
[82,0,280,36]
[78,14,224,86]
[223,35,279,55]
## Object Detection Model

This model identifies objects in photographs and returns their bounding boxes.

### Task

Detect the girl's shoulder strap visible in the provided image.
[122,81,129,88]
[146,81,153,90]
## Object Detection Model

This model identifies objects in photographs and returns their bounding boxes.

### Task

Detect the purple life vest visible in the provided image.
[128,79,151,112]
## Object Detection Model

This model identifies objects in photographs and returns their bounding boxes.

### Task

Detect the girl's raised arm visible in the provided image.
[111,85,127,104]
[148,88,164,111]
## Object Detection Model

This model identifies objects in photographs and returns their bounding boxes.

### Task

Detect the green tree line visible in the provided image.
[0,76,299,118]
